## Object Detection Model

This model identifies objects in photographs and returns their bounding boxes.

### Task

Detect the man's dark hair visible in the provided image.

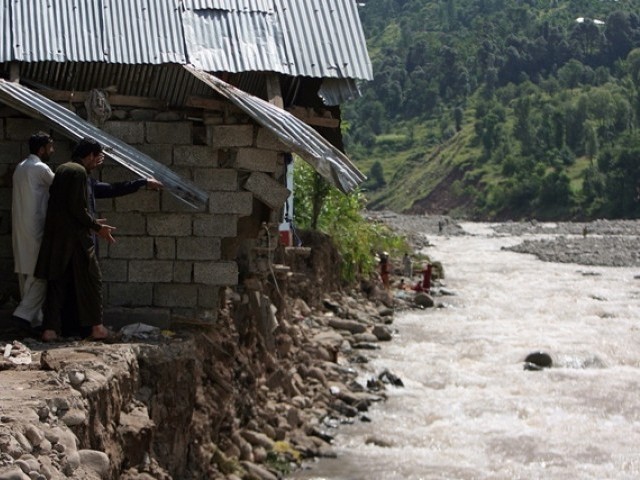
[72,137,103,160]
[28,132,53,154]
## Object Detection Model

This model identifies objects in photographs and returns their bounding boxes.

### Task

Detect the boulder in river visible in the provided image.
[523,351,553,370]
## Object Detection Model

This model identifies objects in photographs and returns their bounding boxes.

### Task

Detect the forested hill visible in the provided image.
[343,0,640,220]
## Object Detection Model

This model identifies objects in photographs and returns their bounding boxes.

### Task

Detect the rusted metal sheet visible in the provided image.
[0,79,208,209]
[186,66,366,193]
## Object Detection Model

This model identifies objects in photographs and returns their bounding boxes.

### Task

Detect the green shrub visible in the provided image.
[293,160,408,283]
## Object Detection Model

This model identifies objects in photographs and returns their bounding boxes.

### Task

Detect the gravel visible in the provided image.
[369,211,640,268]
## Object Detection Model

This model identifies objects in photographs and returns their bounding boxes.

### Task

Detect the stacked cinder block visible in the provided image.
[0,112,289,325]
[99,120,243,321]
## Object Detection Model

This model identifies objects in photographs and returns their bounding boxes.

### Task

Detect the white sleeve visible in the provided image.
[38,164,54,186]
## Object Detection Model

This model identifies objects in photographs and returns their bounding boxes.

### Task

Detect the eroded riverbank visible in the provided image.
[1,228,432,480]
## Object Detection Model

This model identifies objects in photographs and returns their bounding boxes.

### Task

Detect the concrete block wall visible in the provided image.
[99,118,288,320]
[99,119,246,319]
[0,110,289,323]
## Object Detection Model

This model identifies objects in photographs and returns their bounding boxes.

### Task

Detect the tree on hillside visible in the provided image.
[627,48,640,123]
[369,161,386,189]
[564,96,588,154]
[584,122,599,164]
[475,101,506,158]
[513,96,534,155]
[604,11,636,62]
[539,169,572,208]
[569,19,603,59]
[404,67,440,117]
[603,141,640,217]
[557,59,587,88]
[454,106,464,131]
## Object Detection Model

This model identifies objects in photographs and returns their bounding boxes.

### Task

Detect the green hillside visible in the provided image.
[344,0,640,220]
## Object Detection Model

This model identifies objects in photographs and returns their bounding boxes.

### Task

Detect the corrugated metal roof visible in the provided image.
[182,5,288,74]
[275,0,372,80]
[0,0,372,81]
[186,66,365,193]
[185,0,373,80]
[102,0,187,64]
[0,1,10,61]
[11,0,104,62]
[0,79,208,209]
[8,0,188,64]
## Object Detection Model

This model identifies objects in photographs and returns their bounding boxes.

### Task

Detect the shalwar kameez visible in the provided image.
[11,154,54,325]
[35,162,104,335]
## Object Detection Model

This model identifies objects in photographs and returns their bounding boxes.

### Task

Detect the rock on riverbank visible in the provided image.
[0,285,416,480]
[1,224,444,479]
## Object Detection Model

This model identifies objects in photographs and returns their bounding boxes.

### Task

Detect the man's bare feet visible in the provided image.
[41,329,58,342]
[90,324,111,340]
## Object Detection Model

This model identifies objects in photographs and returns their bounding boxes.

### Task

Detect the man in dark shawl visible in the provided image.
[35,138,116,342]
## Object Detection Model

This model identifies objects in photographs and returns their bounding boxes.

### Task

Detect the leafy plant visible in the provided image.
[293,160,408,283]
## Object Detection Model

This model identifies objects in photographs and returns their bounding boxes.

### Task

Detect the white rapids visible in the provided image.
[291,222,640,480]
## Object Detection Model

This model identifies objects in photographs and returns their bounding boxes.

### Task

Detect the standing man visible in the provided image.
[63,146,162,335]
[379,252,391,290]
[402,252,412,279]
[35,138,116,342]
[10,132,55,334]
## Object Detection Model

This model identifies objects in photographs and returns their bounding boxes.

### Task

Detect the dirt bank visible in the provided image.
[1,230,430,480]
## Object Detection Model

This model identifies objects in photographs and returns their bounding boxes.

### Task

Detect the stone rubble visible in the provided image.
[0,224,446,479]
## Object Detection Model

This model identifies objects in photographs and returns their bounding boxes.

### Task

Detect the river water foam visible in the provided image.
[291,222,640,479]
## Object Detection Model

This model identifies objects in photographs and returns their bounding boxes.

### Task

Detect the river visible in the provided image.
[290,222,640,480]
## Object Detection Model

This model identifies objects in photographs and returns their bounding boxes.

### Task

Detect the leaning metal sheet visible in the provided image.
[185,65,365,193]
[0,79,208,209]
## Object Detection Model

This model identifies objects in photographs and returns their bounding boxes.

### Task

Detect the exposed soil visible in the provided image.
[406,165,475,217]
[0,230,416,480]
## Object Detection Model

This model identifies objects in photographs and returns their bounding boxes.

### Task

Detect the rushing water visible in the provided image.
[291,222,640,480]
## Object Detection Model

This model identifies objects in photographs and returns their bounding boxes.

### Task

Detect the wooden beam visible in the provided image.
[109,94,166,109]
[286,106,339,128]
[39,89,167,109]
[9,63,20,82]
[185,95,239,112]
[265,74,283,108]
[40,90,89,102]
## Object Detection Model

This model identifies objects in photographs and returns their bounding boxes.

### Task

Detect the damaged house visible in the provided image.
[0,0,372,325]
